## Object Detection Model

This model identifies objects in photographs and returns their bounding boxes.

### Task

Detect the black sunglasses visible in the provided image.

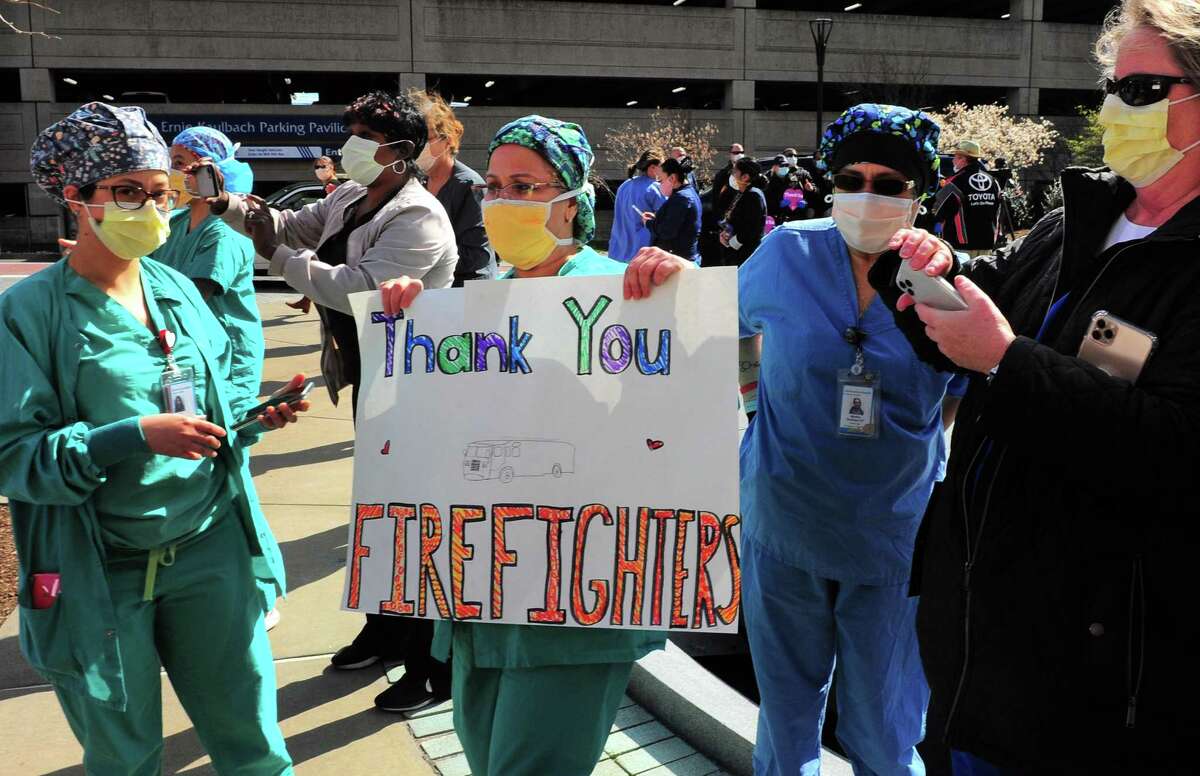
[832,173,915,197]
[1104,74,1193,106]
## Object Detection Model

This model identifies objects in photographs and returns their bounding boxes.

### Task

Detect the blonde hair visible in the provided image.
[1096,0,1200,86]
[406,88,464,156]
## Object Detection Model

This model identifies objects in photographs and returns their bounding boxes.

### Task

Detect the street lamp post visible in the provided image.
[810,18,834,153]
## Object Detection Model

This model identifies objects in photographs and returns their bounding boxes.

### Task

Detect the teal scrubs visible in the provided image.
[441,246,667,776]
[152,209,263,403]
[0,258,291,775]
[152,209,273,608]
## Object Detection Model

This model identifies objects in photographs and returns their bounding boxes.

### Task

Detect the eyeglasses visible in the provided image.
[832,173,915,197]
[94,185,181,212]
[1104,74,1193,106]
[471,181,565,200]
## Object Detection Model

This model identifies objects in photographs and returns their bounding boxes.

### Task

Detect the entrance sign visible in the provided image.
[341,270,742,632]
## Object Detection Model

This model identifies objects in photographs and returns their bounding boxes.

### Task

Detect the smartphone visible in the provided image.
[233,382,314,431]
[1077,311,1157,383]
[895,261,968,312]
[189,164,221,198]
[31,573,61,609]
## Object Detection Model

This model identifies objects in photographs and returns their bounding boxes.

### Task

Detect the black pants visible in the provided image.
[359,615,450,694]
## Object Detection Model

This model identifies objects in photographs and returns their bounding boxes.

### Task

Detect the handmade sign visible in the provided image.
[341,269,741,632]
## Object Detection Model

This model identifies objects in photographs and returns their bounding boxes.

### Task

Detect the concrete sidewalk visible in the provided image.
[0,295,432,775]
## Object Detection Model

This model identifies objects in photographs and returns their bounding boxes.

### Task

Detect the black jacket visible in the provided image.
[933,161,1002,251]
[720,186,766,267]
[869,168,1200,772]
[434,159,491,286]
[647,185,701,263]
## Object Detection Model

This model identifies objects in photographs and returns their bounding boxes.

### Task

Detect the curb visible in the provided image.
[628,641,853,776]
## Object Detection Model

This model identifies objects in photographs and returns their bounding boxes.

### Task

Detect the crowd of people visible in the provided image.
[2,0,1198,774]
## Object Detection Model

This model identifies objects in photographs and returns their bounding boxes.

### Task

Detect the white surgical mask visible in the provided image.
[833,192,920,254]
[340,135,407,186]
[729,152,744,163]
[785,155,798,166]
[416,137,444,175]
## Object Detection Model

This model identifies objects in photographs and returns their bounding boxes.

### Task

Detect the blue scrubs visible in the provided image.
[608,175,666,262]
[738,219,966,776]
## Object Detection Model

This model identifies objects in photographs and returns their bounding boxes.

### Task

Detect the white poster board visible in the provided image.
[341,269,741,632]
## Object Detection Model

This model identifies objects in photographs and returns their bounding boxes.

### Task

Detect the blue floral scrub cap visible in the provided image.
[816,103,942,199]
[31,102,170,205]
[172,126,255,195]
[489,115,596,244]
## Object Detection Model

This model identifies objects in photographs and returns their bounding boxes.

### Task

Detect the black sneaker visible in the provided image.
[329,638,381,670]
[375,677,439,713]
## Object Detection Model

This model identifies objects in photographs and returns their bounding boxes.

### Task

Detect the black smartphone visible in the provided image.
[233,382,314,431]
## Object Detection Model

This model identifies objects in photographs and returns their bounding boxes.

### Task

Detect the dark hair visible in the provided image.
[629,149,663,178]
[734,157,767,190]
[343,90,427,158]
[77,182,97,201]
[660,156,693,186]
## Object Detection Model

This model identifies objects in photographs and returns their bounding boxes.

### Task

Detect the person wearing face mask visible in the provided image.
[643,154,702,264]
[670,145,700,191]
[4,102,311,775]
[864,3,1200,771]
[208,89,457,415]
[374,115,690,776]
[718,157,768,267]
[930,139,1003,258]
[736,103,967,776]
[409,88,492,286]
[608,149,666,262]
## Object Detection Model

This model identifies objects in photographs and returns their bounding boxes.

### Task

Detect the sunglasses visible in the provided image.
[1104,74,1193,106]
[833,173,915,197]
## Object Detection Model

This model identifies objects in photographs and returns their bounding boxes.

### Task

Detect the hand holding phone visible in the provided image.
[895,261,968,312]
[234,381,314,431]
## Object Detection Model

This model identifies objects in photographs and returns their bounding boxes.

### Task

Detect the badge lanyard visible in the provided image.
[157,328,199,415]
[837,326,882,439]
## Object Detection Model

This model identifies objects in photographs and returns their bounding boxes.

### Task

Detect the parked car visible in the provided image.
[252,181,331,274]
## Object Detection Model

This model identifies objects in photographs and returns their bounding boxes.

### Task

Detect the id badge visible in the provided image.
[161,366,198,415]
[837,369,881,439]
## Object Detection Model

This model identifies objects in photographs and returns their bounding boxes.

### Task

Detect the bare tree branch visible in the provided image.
[2,0,61,39]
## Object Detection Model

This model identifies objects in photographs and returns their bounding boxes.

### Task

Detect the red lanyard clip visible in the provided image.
[157,329,175,356]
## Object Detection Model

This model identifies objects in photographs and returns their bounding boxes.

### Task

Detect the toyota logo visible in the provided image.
[968,172,993,192]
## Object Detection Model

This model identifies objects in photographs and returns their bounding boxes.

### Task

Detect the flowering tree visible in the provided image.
[928,103,1059,169]
[2,0,60,39]
[1066,105,1105,167]
[603,110,721,186]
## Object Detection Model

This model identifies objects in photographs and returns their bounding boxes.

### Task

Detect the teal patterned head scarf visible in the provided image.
[817,103,942,198]
[488,115,596,244]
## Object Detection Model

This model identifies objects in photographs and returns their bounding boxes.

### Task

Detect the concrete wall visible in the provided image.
[1,0,1105,247]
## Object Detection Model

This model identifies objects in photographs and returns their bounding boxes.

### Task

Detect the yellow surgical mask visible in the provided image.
[168,169,194,208]
[69,200,171,261]
[481,185,589,270]
[1099,92,1200,188]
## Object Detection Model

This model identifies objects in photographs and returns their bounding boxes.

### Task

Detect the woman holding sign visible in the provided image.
[737,104,966,776]
[379,115,691,776]
[2,102,309,774]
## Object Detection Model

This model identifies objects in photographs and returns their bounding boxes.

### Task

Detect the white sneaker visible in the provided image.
[264,608,281,631]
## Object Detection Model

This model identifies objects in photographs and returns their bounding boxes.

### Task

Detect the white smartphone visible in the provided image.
[1077,311,1157,383]
[188,164,222,198]
[895,262,968,311]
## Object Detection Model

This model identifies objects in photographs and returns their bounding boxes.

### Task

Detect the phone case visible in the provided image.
[895,262,968,311]
[1077,311,1157,383]
[193,165,220,198]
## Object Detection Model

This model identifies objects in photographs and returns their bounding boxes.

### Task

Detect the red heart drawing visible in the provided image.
[380,440,391,455]
[646,438,664,451]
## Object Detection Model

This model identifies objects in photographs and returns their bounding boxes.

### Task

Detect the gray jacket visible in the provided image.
[221,178,458,402]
